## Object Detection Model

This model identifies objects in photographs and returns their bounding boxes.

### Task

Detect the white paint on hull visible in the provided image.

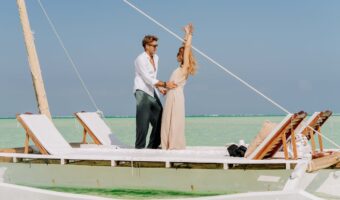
[180,190,323,200]
[257,175,280,182]
[0,167,6,183]
[283,161,309,191]
[316,171,340,197]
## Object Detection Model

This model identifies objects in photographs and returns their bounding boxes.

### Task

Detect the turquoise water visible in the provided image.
[0,116,339,149]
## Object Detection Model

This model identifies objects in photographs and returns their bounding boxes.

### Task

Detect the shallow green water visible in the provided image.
[0,116,339,149]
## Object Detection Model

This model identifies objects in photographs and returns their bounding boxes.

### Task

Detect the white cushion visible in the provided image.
[19,114,72,155]
[76,112,115,146]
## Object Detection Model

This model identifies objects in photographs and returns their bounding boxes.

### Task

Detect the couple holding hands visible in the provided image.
[133,24,197,150]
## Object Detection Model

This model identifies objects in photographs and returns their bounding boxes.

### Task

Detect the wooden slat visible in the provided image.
[74,112,101,145]
[302,113,321,138]
[302,110,332,153]
[281,132,288,160]
[317,127,324,152]
[24,132,29,154]
[310,130,317,153]
[82,128,87,144]
[308,152,340,172]
[291,128,298,160]
[254,111,307,160]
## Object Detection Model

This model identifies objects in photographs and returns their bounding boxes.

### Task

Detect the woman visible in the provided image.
[161,24,197,150]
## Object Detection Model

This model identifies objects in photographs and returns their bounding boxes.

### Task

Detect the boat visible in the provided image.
[0,0,339,199]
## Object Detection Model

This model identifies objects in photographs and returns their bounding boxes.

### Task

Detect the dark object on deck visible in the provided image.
[227,144,247,157]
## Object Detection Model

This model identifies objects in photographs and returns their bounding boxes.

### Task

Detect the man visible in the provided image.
[134,35,177,149]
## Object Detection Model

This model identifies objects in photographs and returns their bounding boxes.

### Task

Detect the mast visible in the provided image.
[17,0,52,120]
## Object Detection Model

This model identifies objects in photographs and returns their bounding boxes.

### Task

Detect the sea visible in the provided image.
[0,115,339,199]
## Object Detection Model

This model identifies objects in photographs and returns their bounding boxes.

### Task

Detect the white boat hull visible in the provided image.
[0,162,291,193]
[0,162,339,199]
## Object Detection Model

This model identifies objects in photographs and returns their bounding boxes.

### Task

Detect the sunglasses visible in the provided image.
[148,44,158,48]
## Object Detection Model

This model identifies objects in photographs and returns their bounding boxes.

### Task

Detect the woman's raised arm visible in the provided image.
[182,24,193,69]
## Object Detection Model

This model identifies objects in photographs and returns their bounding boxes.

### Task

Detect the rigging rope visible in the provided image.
[123,0,340,149]
[37,0,102,114]
[123,0,290,115]
[305,122,340,149]
[35,0,339,149]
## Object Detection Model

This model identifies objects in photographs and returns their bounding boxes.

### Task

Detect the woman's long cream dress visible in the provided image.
[161,67,187,150]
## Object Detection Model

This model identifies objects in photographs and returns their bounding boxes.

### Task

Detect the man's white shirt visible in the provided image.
[134,52,159,97]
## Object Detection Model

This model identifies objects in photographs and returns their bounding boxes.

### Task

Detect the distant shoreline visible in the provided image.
[0,113,339,119]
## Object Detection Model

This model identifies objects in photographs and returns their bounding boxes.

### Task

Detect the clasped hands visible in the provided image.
[158,81,177,95]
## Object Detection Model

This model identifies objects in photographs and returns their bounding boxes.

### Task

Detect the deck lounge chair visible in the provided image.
[247,111,307,160]
[296,110,332,153]
[17,114,73,155]
[17,113,129,155]
[17,113,226,160]
[74,112,129,148]
[75,112,229,152]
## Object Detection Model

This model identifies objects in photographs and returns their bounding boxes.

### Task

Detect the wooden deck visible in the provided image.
[0,146,302,170]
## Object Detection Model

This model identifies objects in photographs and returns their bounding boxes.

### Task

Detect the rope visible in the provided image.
[37,0,102,114]
[35,0,339,149]
[307,124,340,149]
[123,0,290,115]
[123,0,340,149]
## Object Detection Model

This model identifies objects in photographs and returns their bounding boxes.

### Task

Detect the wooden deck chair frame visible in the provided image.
[16,114,49,155]
[301,110,332,153]
[253,111,307,160]
[74,112,102,145]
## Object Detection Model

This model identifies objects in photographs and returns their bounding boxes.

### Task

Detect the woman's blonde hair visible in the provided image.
[177,46,197,77]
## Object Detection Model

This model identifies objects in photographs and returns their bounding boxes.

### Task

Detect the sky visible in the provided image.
[0,0,339,117]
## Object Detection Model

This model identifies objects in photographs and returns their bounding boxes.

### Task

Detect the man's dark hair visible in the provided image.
[142,35,158,49]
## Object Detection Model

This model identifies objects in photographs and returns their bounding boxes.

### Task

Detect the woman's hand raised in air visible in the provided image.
[184,23,194,35]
